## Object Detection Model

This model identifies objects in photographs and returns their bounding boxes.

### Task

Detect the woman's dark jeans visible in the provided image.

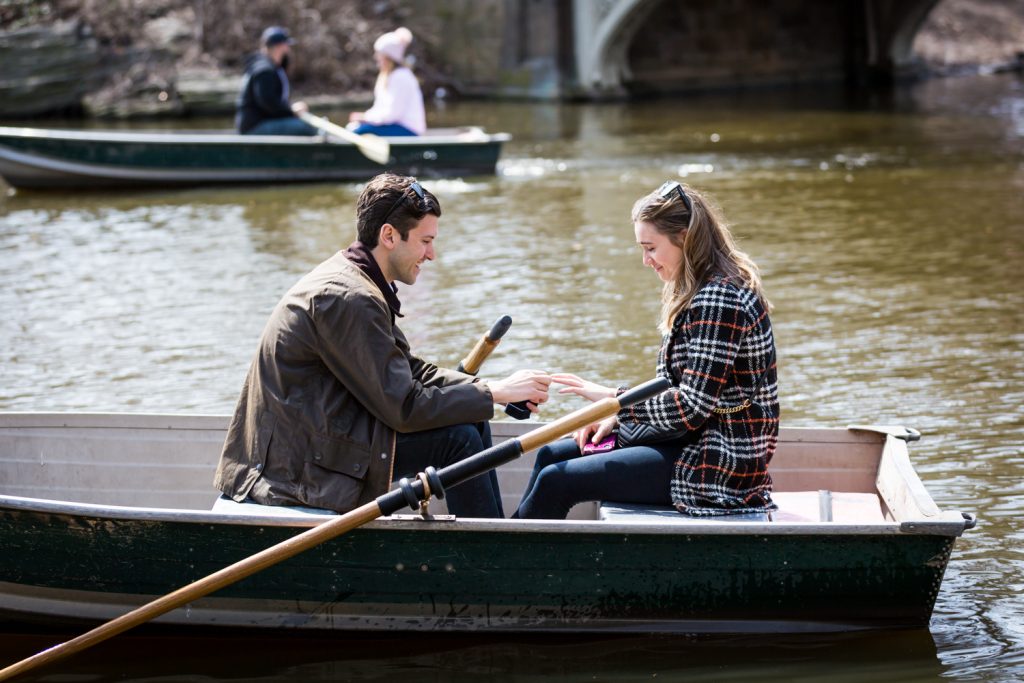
[351,122,417,136]
[513,437,679,519]
[394,421,503,518]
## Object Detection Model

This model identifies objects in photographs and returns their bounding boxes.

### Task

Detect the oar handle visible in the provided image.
[378,376,670,515]
[457,315,512,375]
[455,315,530,420]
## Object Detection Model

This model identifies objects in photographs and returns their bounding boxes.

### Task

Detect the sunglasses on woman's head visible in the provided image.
[657,180,693,215]
[657,180,695,229]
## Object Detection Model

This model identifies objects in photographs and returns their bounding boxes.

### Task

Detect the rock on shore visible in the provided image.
[0,0,404,119]
[0,20,106,117]
[914,0,1024,73]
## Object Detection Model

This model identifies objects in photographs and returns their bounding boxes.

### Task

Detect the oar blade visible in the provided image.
[298,111,391,165]
[358,133,391,165]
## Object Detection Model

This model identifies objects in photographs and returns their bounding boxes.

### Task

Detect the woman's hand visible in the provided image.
[574,415,618,451]
[348,111,365,123]
[551,373,617,403]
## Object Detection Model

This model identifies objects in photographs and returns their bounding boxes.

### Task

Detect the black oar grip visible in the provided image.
[458,315,513,375]
[504,401,531,420]
[376,440,522,516]
[618,377,672,408]
[487,315,513,342]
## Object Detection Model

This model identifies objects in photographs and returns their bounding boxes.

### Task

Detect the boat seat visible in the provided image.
[770,491,889,523]
[600,491,888,524]
[598,503,771,523]
[211,495,336,518]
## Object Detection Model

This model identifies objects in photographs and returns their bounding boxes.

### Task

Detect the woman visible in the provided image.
[348,27,426,137]
[513,180,779,519]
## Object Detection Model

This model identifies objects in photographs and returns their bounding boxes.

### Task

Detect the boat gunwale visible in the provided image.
[0,126,512,146]
[0,411,895,443]
[0,145,377,183]
[0,493,969,537]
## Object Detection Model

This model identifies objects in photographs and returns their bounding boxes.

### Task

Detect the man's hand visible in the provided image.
[292,101,309,114]
[551,373,617,403]
[486,370,551,413]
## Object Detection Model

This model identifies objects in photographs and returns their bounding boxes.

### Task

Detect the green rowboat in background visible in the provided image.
[0,126,510,190]
[0,413,974,633]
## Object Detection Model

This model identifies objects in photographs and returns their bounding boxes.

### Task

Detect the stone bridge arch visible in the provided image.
[573,0,662,97]
[573,0,942,96]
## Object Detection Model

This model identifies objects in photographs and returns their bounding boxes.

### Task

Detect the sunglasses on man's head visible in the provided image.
[381,181,426,227]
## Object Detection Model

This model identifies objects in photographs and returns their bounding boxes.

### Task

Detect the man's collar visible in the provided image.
[343,241,402,319]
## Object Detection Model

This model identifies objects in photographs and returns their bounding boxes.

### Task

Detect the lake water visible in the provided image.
[1,72,1022,681]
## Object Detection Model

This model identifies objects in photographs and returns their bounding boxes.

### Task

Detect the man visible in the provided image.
[214,174,551,518]
[235,26,317,135]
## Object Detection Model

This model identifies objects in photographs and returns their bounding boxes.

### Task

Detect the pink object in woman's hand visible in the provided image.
[582,434,616,455]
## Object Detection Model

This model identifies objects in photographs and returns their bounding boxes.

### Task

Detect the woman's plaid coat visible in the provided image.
[618,277,779,515]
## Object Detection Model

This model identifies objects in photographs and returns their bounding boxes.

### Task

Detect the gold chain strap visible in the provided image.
[711,400,752,415]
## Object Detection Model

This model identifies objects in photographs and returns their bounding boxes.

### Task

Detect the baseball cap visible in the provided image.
[261,26,295,47]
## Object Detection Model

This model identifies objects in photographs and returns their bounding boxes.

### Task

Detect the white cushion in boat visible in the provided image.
[211,495,336,518]
[599,492,888,524]
[770,491,888,523]
[598,503,771,523]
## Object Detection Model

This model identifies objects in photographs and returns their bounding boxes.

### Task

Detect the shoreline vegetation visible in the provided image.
[0,0,1022,121]
[0,0,420,119]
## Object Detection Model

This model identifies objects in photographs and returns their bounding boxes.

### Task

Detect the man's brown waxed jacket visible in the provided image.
[213,251,494,512]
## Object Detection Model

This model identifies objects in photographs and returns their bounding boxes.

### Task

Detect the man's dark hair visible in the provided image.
[356,173,441,248]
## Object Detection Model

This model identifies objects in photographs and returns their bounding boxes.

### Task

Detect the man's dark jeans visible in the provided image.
[244,116,317,136]
[393,422,504,518]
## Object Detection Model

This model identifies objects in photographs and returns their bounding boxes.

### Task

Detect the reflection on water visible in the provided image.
[1,73,1023,681]
[0,630,944,682]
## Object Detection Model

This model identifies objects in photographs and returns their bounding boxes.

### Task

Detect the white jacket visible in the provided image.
[362,67,426,135]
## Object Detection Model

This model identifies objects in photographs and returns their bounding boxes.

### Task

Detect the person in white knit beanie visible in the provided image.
[349,27,426,136]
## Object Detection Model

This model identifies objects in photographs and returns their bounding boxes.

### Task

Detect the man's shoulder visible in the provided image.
[297,253,387,309]
[244,54,277,77]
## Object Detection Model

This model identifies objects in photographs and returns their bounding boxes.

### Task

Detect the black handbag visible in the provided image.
[616,346,776,449]
[615,419,687,448]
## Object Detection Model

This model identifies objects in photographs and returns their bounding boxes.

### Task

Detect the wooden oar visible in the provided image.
[297,111,391,165]
[456,316,531,420]
[0,377,670,681]
[457,315,512,375]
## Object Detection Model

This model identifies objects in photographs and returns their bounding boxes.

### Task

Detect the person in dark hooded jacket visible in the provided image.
[235,26,316,135]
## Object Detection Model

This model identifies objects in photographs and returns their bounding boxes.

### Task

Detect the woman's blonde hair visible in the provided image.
[375,59,396,91]
[632,182,771,334]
